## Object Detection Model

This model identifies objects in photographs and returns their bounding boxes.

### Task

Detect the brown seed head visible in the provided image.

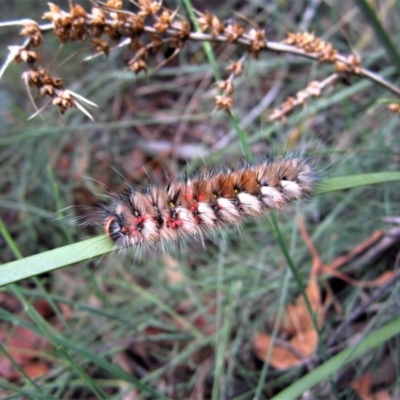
[125,14,145,34]
[52,91,74,114]
[172,19,190,40]
[224,22,245,42]
[92,37,110,57]
[197,11,224,36]
[388,103,400,114]
[335,54,361,75]
[106,0,123,9]
[20,23,43,47]
[248,28,266,55]
[218,80,234,95]
[40,84,54,97]
[138,0,161,17]
[71,4,86,19]
[154,10,174,33]
[24,70,40,86]
[128,59,147,74]
[215,94,233,112]
[347,54,362,74]
[226,61,243,76]
[285,32,338,63]
[91,7,106,27]
[318,43,337,62]
[196,11,212,32]
[16,49,40,64]
[306,81,321,97]
[43,3,73,32]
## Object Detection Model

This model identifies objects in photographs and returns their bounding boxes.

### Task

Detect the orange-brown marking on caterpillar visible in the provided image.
[217,175,236,197]
[239,169,258,194]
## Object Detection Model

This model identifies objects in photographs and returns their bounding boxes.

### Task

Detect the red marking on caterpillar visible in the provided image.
[101,156,318,249]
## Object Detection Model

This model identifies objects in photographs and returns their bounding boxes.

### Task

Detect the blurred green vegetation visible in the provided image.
[0,1,399,399]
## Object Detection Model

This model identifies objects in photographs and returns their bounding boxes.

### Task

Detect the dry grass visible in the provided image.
[0,1,399,399]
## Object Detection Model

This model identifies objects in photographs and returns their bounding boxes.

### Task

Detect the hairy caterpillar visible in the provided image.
[102,156,318,249]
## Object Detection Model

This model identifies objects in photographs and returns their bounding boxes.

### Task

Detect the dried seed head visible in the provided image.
[92,37,110,57]
[285,32,338,62]
[248,28,266,55]
[70,6,88,41]
[43,3,63,22]
[270,96,296,122]
[138,0,161,17]
[172,19,190,40]
[218,80,234,95]
[317,43,336,62]
[23,70,40,86]
[50,77,63,89]
[335,54,361,75]
[306,81,321,97]
[43,3,72,27]
[53,90,74,114]
[39,70,53,85]
[20,23,43,47]
[347,54,362,74]
[196,11,212,32]
[91,7,106,27]
[226,61,243,76]
[196,11,224,36]
[269,78,329,122]
[154,10,174,33]
[14,49,40,64]
[388,103,400,114]
[334,60,347,73]
[128,59,147,74]
[106,0,123,9]
[224,22,244,42]
[104,21,122,41]
[71,4,87,19]
[43,2,90,42]
[125,14,145,35]
[40,84,54,96]
[215,94,233,112]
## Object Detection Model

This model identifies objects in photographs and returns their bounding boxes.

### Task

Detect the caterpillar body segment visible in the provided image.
[102,156,318,249]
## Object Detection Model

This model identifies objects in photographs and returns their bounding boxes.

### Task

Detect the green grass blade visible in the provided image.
[356,0,400,76]
[1,172,399,287]
[315,172,400,195]
[0,236,113,286]
[270,316,400,400]
[51,335,171,399]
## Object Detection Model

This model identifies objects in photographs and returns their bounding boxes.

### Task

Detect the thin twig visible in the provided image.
[29,19,400,97]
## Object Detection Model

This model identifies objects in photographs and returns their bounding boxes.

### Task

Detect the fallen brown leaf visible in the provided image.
[0,326,50,380]
[253,332,309,370]
[350,372,391,400]
[23,361,50,379]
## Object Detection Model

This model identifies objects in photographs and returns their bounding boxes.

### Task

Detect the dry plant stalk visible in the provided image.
[1,0,400,120]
